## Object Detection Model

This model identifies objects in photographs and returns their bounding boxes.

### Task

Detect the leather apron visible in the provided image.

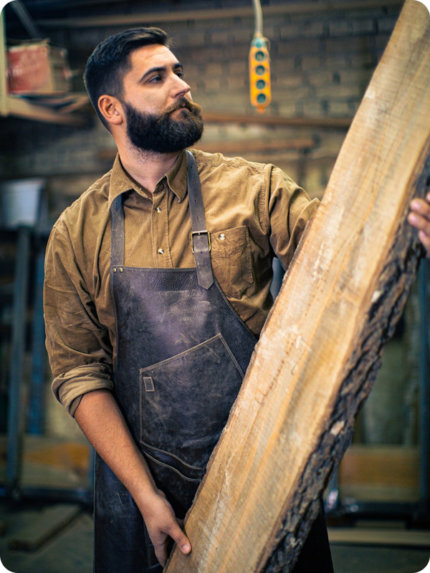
[93,151,334,573]
[93,151,257,572]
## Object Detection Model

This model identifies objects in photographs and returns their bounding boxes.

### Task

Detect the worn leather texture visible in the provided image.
[110,267,256,519]
[94,156,256,572]
[139,333,245,514]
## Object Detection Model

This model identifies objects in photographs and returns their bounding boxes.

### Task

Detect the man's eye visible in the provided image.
[150,75,162,83]
[176,70,184,78]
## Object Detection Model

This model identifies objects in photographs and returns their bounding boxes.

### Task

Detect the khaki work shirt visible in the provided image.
[44,149,319,416]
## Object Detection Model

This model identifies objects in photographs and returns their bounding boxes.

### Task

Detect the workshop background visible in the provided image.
[0,0,429,572]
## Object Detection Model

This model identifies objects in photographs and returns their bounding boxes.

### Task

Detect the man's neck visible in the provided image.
[119,145,181,194]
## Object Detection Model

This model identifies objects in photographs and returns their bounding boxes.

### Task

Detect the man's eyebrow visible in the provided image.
[139,63,183,83]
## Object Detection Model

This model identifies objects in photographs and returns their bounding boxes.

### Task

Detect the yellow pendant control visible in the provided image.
[249,36,271,113]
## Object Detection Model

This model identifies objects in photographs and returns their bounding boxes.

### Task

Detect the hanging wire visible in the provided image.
[252,0,263,37]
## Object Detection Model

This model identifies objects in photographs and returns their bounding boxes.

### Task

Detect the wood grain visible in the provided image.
[166,1,430,571]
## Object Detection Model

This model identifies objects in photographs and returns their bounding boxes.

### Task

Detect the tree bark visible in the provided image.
[165,1,430,571]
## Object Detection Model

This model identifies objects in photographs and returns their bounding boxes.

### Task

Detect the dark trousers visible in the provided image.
[292,505,334,573]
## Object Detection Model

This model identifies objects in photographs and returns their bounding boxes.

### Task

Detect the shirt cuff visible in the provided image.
[52,363,114,417]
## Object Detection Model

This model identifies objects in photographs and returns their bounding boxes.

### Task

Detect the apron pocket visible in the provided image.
[140,441,204,482]
[139,333,244,472]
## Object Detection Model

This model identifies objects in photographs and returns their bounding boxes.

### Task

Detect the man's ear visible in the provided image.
[98,95,124,127]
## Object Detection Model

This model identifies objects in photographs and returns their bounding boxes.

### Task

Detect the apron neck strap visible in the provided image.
[110,151,214,290]
[186,150,214,290]
[111,193,125,267]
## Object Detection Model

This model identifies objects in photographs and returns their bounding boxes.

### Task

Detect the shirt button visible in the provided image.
[155,207,162,213]
[219,233,226,240]
[157,248,164,255]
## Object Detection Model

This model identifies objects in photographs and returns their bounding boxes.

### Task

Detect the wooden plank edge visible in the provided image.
[328,527,430,547]
[8,504,81,552]
[165,2,430,571]
[96,138,318,162]
[37,0,403,29]
[259,145,430,573]
[3,96,87,126]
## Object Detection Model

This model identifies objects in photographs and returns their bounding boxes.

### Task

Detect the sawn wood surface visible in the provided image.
[165,1,430,571]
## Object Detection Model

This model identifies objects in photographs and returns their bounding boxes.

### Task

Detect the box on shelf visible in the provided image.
[7,39,71,96]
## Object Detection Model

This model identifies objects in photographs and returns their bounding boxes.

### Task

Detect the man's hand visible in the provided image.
[74,391,191,567]
[408,193,430,256]
[138,489,192,567]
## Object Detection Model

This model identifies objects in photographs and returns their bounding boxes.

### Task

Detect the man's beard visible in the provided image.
[123,96,204,154]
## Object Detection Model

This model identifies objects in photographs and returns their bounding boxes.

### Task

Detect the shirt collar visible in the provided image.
[108,150,188,206]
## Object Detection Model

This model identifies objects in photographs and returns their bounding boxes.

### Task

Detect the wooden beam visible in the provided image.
[339,446,420,489]
[328,527,430,547]
[203,113,352,130]
[165,1,430,571]
[3,95,87,125]
[37,0,403,29]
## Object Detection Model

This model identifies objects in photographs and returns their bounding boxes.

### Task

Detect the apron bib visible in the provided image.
[93,151,256,572]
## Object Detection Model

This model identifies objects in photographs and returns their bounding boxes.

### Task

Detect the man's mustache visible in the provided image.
[164,97,202,116]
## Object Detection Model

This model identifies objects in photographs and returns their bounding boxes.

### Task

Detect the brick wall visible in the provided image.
[1,1,402,212]
[2,1,417,449]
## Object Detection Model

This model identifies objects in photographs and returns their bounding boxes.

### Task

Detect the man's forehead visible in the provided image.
[128,44,179,72]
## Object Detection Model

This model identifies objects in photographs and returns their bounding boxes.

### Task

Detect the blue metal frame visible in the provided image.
[6,225,31,495]
[27,248,47,435]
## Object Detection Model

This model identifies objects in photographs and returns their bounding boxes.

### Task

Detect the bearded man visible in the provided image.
[44,27,430,573]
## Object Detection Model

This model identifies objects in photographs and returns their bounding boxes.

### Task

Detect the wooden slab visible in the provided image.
[340,445,420,489]
[328,527,430,548]
[165,1,430,571]
[8,505,81,552]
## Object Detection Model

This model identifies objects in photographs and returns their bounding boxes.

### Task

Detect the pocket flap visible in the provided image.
[139,333,244,470]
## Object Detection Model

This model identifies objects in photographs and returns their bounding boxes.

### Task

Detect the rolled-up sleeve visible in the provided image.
[265,166,319,270]
[44,224,114,416]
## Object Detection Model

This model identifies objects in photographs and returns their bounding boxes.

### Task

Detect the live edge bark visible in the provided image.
[165,1,430,572]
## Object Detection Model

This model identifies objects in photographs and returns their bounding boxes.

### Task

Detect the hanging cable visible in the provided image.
[252,0,263,36]
[249,0,271,113]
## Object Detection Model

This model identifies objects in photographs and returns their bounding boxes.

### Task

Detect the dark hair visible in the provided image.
[84,27,170,128]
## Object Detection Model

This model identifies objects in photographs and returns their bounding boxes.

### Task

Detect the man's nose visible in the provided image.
[173,75,191,97]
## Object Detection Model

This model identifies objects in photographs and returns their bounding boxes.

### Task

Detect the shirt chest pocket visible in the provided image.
[210,225,253,299]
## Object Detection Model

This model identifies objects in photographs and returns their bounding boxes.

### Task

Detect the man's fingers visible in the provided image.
[408,197,430,256]
[154,545,167,567]
[150,521,191,567]
[410,196,430,220]
[166,522,192,555]
[408,212,430,235]
[143,492,191,566]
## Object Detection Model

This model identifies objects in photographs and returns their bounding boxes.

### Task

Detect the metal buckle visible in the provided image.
[191,230,211,253]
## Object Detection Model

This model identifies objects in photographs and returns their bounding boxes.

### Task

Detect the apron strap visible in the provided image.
[110,152,214,290]
[111,194,125,266]
[186,150,214,290]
